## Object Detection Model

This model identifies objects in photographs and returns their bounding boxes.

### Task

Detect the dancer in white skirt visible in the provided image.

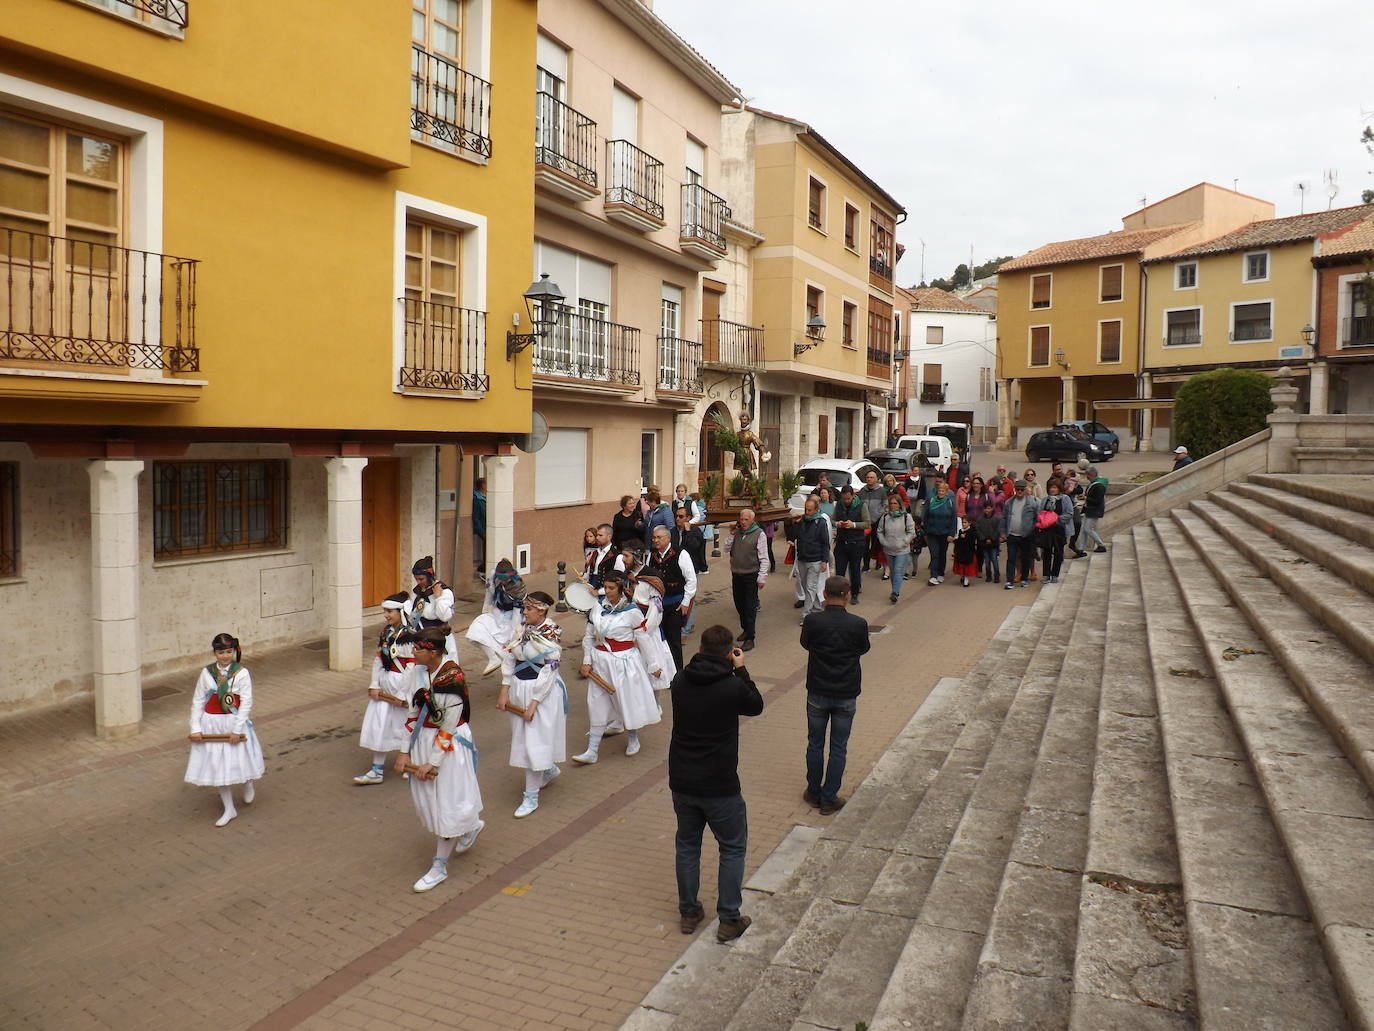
[185,633,265,827]
[396,626,484,892]
[408,555,460,666]
[573,571,662,765]
[631,574,676,688]
[496,591,569,818]
[466,558,526,677]
[353,592,412,785]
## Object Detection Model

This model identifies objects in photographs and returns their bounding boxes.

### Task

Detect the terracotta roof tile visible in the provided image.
[1161,204,1374,260]
[901,287,989,314]
[999,226,1183,272]
[1317,216,1374,259]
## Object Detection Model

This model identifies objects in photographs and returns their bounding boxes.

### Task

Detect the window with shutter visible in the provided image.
[1231,301,1272,342]
[1029,326,1050,366]
[1099,320,1122,363]
[1100,264,1123,302]
[1031,274,1051,309]
[925,326,944,346]
[807,178,825,231]
[817,414,829,454]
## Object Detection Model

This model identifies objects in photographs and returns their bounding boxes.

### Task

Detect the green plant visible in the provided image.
[779,469,803,502]
[728,473,746,497]
[712,428,752,470]
[1173,368,1274,458]
[700,472,722,507]
[749,476,770,507]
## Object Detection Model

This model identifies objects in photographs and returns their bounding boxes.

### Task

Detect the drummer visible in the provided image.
[573,570,662,765]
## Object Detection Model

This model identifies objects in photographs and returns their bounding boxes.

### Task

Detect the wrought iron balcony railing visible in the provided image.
[1165,328,1202,347]
[919,387,946,404]
[535,92,598,189]
[606,140,665,220]
[700,318,762,369]
[85,0,189,27]
[399,298,488,393]
[533,306,640,386]
[656,336,703,394]
[869,254,894,281]
[1343,315,1374,348]
[681,183,730,252]
[867,346,892,368]
[411,45,492,157]
[1,228,198,372]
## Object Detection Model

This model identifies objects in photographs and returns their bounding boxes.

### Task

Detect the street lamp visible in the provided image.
[506,274,565,359]
[1301,323,1315,348]
[1054,347,1070,370]
[793,314,826,356]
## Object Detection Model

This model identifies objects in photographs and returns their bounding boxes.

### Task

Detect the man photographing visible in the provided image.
[668,625,764,943]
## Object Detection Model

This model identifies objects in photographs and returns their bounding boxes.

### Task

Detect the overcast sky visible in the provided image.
[655,0,1374,286]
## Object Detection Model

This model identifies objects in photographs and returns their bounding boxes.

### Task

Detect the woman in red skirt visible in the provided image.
[951,517,980,588]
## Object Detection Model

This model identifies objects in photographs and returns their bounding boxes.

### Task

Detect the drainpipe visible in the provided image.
[1135,262,1149,451]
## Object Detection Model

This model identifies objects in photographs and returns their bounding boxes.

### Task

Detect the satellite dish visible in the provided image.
[514,410,550,453]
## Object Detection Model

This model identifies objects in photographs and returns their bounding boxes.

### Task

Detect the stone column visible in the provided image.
[797,395,813,462]
[325,456,368,671]
[1060,375,1077,424]
[88,459,144,739]
[1139,373,1155,452]
[1267,366,1300,473]
[484,454,518,573]
[1309,360,1330,416]
[779,394,802,473]
[995,378,1014,449]
[673,411,692,489]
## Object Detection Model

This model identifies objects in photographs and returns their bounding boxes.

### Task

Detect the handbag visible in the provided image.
[1035,509,1060,531]
[784,542,796,566]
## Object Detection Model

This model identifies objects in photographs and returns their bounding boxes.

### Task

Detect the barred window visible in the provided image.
[153,460,288,559]
[0,463,18,577]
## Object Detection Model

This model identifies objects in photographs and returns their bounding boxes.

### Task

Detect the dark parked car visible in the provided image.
[1024,428,1107,463]
[1054,420,1119,458]
[866,448,933,498]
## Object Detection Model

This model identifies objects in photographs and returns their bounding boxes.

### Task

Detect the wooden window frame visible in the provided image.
[843,203,859,250]
[806,284,824,324]
[1098,319,1123,364]
[1242,251,1269,284]
[1099,263,1124,303]
[405,217,462,306]
[842,301,857,346]
[1029,325,1051,367]
[412,0,464,61]
[807,177,826,232]
[0,462,18,578]
[153,460,289,560]
[1175,261,1197,290]
[1030,273,1052,310]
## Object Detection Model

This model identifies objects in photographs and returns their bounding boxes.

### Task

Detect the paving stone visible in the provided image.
[1038,701,1098,762]
[1276,808,1374,931]
[1252,751,1374,819]
[1164,751,1264,809]
[821,844,889,905]
[772,897,857,973]
[1072,880,1192,1014]
[1085,802,1181,886]
[863,852,940,919]
[1023,758,1093,815]
[947,804,1020,860]
[978,864,1081,980]
[869,922,984,1031]
[1170,803,1307,917]
[966,748,1038,814]
[918,849,1005,936]
[960,967,1073,1031]
[745,825,824,894]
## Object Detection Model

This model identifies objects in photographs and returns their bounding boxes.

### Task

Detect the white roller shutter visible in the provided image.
[535,428,588,506]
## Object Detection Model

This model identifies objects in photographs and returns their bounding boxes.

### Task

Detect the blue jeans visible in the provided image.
[672,792,748,920]
[885,551,909,596]
[927,535,949,578]
[834,538,866,596]
[806,693,857,804]
[981,543,1000,581]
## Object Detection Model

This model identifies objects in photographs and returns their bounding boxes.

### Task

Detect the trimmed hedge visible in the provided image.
[1174,368,1273,458]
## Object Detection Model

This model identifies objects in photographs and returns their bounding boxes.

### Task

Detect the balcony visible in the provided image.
[656,336,703,396]
[77,0,188,33]
[1341,316,1373,348]
[533,306,640,388]
[534,92,599,202]
[604,140,665,233]
[1,228,199,379]
[869,253,894,284]
[399,298,488,394]
[919,386,946,404]
[701,318,762,371]
[867,346,892,380]
[680,183,730,260]
[410,46,492,158]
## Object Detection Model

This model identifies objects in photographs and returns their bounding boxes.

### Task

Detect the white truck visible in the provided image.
[893,434,954,473]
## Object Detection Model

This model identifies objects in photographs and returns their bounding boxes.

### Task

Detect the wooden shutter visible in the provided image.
[818,414,829,454]
[1099,321,1122,362]
[1030,326,1050,366]
[1031,274,1051,308]
[1100,265,1123,302]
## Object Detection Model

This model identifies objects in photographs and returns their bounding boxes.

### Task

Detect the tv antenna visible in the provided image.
[1295,179,1311,214]
[1323,169,1339,209]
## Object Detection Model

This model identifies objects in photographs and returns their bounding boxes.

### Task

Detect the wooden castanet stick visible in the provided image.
[195,734,240,743]
[586,670,617,695]
[502,700,529,718]
[377,691,408,708]
[401,762,438,780]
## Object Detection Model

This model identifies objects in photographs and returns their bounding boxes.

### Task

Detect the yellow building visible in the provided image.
[1142,204,1374,434]
[0,0,537,732]
[996,184,1272,449]
[720,106,904,470]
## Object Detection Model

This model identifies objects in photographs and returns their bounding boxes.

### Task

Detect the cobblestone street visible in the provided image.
[0,569,1021,1031]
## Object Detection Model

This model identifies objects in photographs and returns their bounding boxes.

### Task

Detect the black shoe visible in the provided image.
[736,630,748,641]
[819,796,847,816]
[793,600,804,609]
[890,593,898,604]
[717,916,752,943]
[1094,546,1108,553]
[802,788,822,808]
[739,639,754,652]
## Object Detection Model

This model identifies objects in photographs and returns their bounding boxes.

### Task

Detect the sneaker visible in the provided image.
[936,577,945,584]
[819,796,848,815]
[541,765,561,787]
[889,593,898,604]
[353,768,384,786]
[571,750,599,765]
[453,820,485,853]
[514,792,539,819]
[625,734,642,757]
[717,916,752,943]
[680,910,705,935]
[1019,581,1030,588]
[961,577,969,587]
[802,788,822,808]
[413,860,448,892]
[928,577,939,585]
[1005,581,1018,590]
[881,571,890,581]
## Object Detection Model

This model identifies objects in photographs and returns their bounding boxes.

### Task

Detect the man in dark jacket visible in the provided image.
[669,625,764,942]
[800,576,871,814]
[831,485,870,602]
[1071,465,1109,557]
[790,495,832,618]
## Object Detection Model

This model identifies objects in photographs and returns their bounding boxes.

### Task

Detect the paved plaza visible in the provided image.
[0,564,1022,1031]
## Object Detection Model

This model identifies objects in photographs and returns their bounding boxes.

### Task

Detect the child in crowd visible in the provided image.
[975,500,1002,584]
[951,517,980,588]
[185,633,265,827]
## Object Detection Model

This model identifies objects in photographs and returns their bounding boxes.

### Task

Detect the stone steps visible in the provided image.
[1161,510,1374,1029]
[1248,472,1374,519]
[1069,536,1194,1029]
[868,566,1090,1030]
[1185,498,1374,793]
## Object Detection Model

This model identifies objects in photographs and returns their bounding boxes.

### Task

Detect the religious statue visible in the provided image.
[735,412,771,476]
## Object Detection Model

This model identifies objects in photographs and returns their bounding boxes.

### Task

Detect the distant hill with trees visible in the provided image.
[923,255,1013,292]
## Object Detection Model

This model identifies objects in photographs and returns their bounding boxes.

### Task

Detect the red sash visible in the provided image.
[596,639,635,653]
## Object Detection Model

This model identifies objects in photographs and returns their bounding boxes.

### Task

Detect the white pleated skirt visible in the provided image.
[465,610,521,657]
[506,669,568,771]
[640,632,676,689]
[586,649,662,731]
[184,713,266,786]
[409,725,484,839]
[359,697,410,753]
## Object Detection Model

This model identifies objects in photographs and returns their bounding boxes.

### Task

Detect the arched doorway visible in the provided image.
[698,401,733,501]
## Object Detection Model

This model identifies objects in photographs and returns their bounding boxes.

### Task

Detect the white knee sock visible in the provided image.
[584,726,604,758]
[371,751,387,767]
[215,786,237,826]
[524,769,543,795]
[241,779,255,804]
[435,835,459,862]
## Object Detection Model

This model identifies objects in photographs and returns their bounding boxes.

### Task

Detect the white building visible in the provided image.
[896,286,998,443]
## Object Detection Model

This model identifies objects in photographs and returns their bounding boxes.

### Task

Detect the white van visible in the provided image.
[893,435,953,473]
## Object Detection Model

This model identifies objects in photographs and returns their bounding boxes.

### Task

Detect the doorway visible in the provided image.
[362,458,401,607]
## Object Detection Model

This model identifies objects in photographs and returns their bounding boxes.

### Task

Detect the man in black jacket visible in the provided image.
[831,485,870,602]
[800,576,870,814]
[669,625,764,942]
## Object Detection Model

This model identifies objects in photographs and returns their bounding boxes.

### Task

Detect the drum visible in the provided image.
[564,581,598,612]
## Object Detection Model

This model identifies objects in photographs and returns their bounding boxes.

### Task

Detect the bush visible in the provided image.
[1173,368,1273,458]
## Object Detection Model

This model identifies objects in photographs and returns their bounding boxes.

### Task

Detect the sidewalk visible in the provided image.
[0,562,1027,1031]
